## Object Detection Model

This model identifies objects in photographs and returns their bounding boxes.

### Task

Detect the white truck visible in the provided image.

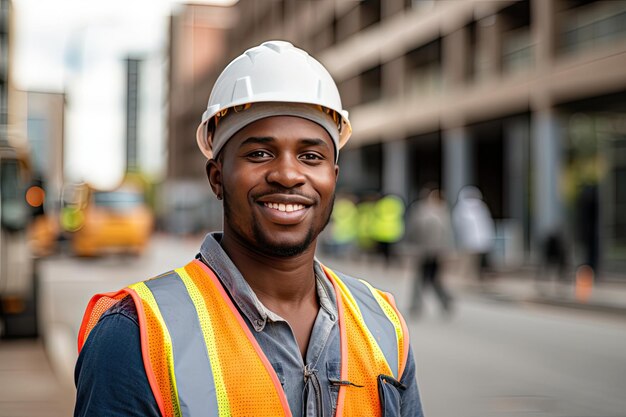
[0,144,37,338]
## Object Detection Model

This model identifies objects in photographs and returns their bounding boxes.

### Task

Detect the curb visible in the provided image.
[526,297,626,317]
[462,285,626,318]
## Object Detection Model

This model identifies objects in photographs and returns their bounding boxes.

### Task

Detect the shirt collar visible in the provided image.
[198,232,337,332]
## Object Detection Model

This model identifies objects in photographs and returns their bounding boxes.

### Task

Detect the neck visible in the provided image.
[219,232,318,304]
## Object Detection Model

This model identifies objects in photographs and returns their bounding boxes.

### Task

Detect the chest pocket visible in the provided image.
[378,374,406,417]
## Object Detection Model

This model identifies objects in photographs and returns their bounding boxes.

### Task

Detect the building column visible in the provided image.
[531,108,563,242]
[443,127,472,205]
[475,14,503,82]
[443,25,469,89]
[532,0,558,68]
[382,139,408,201]
[505,116,530,224]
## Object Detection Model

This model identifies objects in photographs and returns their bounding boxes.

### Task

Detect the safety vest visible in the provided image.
[78,259,410,417]
[371,195,405,244]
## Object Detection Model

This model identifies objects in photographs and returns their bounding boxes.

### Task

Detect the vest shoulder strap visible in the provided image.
[77,271,182,417]
[322,266,411,417]
[326,268,410,379]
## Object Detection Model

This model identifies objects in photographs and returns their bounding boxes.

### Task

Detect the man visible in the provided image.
[75,40,423,417]
[407,187,454,316]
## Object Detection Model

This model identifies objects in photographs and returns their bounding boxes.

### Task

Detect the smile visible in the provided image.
[263,202,306,212]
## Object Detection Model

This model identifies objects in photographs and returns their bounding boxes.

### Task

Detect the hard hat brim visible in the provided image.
[196,102,352,161]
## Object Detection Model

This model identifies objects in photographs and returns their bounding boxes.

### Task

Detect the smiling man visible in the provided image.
[75,41,424,417]
[217,117,337,261]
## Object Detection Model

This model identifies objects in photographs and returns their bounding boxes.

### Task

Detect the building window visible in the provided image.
[336,142,383,195]
[500,0,533,75]
[360,0,381,31]
[334,3,360,44]
[502,27,534,74]
[405,39,442,97]
[405,0,435,12]
[360,64,382,104]
[27,118,48,175]
[559,0,626,55]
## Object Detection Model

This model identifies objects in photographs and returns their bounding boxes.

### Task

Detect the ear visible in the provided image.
[334,164,339,182]
[206,159,223,200]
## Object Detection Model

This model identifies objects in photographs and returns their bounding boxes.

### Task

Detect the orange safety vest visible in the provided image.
[78,259,410,417]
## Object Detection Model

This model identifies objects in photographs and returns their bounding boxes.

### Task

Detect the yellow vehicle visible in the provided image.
[71,186,153,257]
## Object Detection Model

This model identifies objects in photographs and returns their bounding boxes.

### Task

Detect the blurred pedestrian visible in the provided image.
[371,194,405,265]
[407,187,454,317]
[328,193,358,256]
[536,229,569,293]
[74,41,423,417]
[452,186,495,283]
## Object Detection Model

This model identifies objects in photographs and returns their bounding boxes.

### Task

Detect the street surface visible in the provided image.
[2,234,624,417]
[325,256,626,417]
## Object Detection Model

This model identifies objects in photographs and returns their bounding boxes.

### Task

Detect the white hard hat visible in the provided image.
[196,40,352,160]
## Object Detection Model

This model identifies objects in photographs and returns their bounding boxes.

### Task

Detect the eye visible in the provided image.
[245,150,273,160]
[299,152,325,162]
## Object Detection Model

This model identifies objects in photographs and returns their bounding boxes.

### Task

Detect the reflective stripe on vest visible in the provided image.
[78,260,409,417]
[323,267,409,416]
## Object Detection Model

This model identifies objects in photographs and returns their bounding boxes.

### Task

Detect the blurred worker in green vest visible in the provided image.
[330,193,358,256]
[370,194,405,265]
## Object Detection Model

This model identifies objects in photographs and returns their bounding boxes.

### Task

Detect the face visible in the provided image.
[209,116,339,258]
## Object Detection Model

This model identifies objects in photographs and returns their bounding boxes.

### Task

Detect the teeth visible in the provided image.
[264,202,305,212]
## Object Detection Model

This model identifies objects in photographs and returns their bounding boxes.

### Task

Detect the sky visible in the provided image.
[13,0,237,189]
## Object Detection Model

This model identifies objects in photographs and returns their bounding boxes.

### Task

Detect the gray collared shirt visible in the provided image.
[199,233,423,417]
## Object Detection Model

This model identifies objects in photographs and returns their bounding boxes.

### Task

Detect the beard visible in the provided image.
[222,187,334,258]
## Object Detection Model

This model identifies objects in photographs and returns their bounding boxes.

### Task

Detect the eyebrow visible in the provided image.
[240,136,274,146]
[240,136,331,149]
[300,138,331,149]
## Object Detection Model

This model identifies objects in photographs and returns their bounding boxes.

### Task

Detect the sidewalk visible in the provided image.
[0,339,74,417]
[470,268,626,316]
[320,252,626,318]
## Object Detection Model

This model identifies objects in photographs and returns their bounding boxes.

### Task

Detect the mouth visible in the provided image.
[262,202,307,213]
[255,194,314,225]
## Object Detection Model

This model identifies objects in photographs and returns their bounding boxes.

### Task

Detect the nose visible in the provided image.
[266,153,306,188]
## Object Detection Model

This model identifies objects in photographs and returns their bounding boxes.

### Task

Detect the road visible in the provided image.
[16,235,626,416]
[324,256,626,417]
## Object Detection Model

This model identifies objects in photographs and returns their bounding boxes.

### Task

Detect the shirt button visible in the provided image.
[255,318,264,328]
[329,314,336,321]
